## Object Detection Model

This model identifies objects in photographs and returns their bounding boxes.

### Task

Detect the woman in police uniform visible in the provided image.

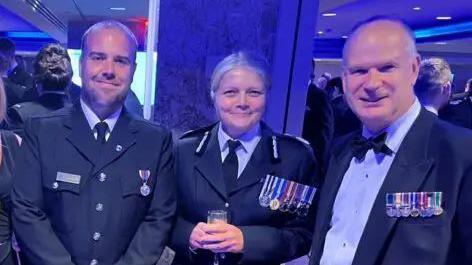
[171,52,319,265]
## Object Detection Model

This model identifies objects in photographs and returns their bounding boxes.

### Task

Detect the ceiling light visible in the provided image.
[435,42,447,45]
[110,7,126,11]
[413,7,421,11]
[322,13,337,17]
[342,35,348,39]
[317,31,324,35]
[436,16,452,20]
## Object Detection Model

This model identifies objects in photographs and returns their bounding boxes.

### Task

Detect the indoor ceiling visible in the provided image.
[0,0,470,53]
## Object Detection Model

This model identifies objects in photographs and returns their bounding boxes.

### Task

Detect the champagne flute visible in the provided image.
[207,210,227,265]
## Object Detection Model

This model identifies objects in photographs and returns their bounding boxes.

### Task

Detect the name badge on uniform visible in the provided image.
[56,172,81,185]
[385,191,443,218]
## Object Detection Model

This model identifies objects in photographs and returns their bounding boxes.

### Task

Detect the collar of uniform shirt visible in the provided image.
[361,97,422,156]
[217,122,261,160]
[80,98,122,134]
[423,105,439,116]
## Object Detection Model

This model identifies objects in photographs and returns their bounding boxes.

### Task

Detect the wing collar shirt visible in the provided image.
[218,122,261,178]
[320,98,421,265]
[80,98,122,141]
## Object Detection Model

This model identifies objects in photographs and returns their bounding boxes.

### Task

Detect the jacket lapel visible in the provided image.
[92,109,137,175]
[194,125,227,200]
[64,103,100,165]
[310,135,356,264]
[352,109,435,265]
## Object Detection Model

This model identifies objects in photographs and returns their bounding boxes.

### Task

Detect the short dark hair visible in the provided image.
[34,43,73,91]
[80,20,138,62]
[0,38,15,58]
[414,57,452,102]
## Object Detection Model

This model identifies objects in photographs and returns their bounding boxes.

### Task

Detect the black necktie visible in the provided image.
[95,122,108,145]
[351,132,393,160]
[223,140,241,193]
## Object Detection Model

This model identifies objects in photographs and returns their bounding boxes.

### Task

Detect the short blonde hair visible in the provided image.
[0,78,6,122]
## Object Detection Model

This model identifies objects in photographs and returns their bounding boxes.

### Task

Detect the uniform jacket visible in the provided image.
[11,103,176,265]
[7,93,69,138]
[309,109,472,265]
[440,96,472,130]
[171,123,320,265]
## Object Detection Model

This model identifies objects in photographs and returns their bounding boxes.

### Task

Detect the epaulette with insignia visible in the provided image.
[282,133,311,146]
[180,123,217,156]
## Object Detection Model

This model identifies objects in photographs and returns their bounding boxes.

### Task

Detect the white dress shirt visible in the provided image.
[217,122,262,178]
[80,99,122,141]
[320,98,421,265]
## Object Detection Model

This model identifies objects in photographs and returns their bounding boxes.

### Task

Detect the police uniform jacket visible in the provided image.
[170,122,319,265]
[309,109,472,265]
[7,92,69,138]
[11,102,176,265]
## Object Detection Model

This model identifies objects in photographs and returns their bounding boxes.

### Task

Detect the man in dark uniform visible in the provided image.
[11,20,176,265]
[440,79,472,129]
[0,38,35,101]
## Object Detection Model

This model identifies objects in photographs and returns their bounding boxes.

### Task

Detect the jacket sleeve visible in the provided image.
[115,130,177,265]
[11,118,74,265]
[239,146,318,263]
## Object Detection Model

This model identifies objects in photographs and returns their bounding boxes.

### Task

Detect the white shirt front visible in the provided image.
[217,123,261,178]
[80,99,122,141]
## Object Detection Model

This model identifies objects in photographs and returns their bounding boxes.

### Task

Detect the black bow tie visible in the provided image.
[351,132,393,160]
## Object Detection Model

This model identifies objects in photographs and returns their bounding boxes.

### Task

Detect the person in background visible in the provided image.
[302,61,334,175]
[440,78,472,129]
[0,38,34,101]
[7,43,72,137]
[310,16,472,265]
[0,79,21,265]
[171,52,319,265]
[0,54,26,109]
[414,57,453,115]
[11,20,176,265]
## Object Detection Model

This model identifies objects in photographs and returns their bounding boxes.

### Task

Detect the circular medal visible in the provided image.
[386,206,396,217]
[433,206,443,216]
[279,202,289,212]
[270,199,280,210]
[400,206,411,217]
[259,195,271,207]
[140,184,151,196]
[298,206,308,217]
[288,201,298,214]
[410,208,420,217]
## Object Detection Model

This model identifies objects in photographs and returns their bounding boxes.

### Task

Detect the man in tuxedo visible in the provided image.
[12,21,176,265]
[309,17,472,265]
[414,57,453,115]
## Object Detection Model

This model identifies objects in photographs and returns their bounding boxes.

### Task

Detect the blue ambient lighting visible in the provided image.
[5,31,51,39]
[414,22,472,39]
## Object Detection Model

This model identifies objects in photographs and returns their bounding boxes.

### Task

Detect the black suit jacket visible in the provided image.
[171,123,320,265]
[440,96,472,130]
[11,103,176,265]
[310,109,472,265]
[7,93,70,138]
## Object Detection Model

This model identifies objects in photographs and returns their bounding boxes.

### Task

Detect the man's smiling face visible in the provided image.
[342,20,420,132]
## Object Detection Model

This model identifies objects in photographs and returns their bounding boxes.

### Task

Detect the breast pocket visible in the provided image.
[42,179,81,233]
[119,169,154,236]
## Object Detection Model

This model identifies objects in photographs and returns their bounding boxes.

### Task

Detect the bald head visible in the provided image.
[343,18,418,66]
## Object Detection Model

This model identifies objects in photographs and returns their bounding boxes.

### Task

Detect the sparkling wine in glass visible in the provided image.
[207,210,227,265]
